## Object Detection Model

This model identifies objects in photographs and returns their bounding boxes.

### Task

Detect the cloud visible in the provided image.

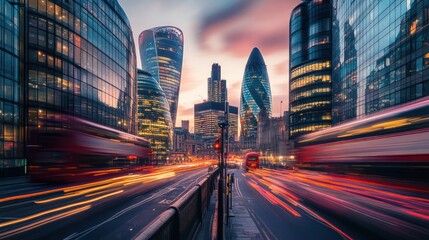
[177,105,194,116]
[179,63,201,93]
[199,0,301,57]
[274,60,289,75]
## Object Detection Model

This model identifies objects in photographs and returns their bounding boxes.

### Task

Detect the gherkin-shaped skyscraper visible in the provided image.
[240,48,272,144]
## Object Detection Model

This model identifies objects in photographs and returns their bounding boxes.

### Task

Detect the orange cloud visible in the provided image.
[179,63,200,93]
[199,0,301,57]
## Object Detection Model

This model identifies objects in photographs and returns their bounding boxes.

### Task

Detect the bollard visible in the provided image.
[229,173,234,209]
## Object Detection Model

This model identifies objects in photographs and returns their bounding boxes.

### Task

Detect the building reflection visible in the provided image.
[332,0,429,124]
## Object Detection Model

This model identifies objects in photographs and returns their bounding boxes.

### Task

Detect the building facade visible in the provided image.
[332,0,429,124]
[172,127,188,163]
[139,26,184,126]
[25,0,137,136]
[240,47,272,149]
[137,70,173,164]
[0,1,24,176]
[257,115,293,167]
[289,0,332,139]
[0,0,137,177]
[181,120,189,131]
[194,101,238,141]
[207,63,227,103]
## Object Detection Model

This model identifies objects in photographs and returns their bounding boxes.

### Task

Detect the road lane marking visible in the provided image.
[0,206,91,240]
[64,169,208,240]
[248,209,278,240]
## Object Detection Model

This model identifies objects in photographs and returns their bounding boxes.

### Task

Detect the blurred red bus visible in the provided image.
[296,97,429,166]
[27,116,152,182]
[245,152,260,172]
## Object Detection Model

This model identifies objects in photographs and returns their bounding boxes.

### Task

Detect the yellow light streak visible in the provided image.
[0,190,123,228]
[0,205,91,239]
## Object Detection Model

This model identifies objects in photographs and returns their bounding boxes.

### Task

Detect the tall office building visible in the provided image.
[240,47,272,148]
[139,26,184,126]
[16,0,136,177]
[137,70,173,164]
[0,0,138,177]
[24,0,137,134]
[181,120,190,131]
[289,0,332,139]
[207,63,227,102]
[332,0,429,124]
[194,101,238,141]
[0,1,23,176]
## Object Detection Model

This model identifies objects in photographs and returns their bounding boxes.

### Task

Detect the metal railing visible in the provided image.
[133,168,219,240]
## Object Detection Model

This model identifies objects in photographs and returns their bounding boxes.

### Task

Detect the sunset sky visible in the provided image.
[118,0,301,131]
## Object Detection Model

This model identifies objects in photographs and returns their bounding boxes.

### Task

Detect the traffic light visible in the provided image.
[214,138,221,150]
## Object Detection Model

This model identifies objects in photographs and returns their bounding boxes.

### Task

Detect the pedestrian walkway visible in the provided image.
[196,168,264,240]
[225,205,262,239]
[225,169,262,240]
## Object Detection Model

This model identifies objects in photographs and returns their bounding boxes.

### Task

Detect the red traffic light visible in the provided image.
[214,138,221,149]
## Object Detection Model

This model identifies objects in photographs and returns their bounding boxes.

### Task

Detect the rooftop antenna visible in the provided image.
[199,95,206,102]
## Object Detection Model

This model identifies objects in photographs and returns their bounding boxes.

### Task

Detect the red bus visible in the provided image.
[244,152,260,172]
[27,115,152,182]
[294,97,429,177]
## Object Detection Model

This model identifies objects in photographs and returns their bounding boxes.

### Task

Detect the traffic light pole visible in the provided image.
[217,102,229,240]
[217,124,225,240]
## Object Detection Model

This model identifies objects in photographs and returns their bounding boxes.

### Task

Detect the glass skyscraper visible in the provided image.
[137,70,173,165]
[25,0,137,136]
[139,26,184,126]
[289,0,332,139]
[332,0,429,124]
[240,47,272,146]
[0,1,24,176]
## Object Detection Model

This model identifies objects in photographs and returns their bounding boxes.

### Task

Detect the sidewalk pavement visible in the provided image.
[197,169,263,240]
[225,169,262,240]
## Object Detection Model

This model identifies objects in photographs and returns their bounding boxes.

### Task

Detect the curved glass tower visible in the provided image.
[240,47,272,144]
[333,0,429,124]
[137,70,173,165]
[289,0,332,139]
[25,0,137,136]
[0,1,24,176]
[139,26,184,126]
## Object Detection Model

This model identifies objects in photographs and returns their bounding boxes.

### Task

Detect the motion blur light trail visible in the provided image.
[248,181,301,217]
[245,169,429,239]
[0,163,208,238]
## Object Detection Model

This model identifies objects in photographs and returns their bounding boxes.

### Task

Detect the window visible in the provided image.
[38,0,46,13]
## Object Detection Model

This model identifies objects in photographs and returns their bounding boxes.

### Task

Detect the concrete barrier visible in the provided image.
[133,168,219,240]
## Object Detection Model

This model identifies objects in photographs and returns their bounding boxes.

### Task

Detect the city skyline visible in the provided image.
[1,1,428,239]
[118,0,301,131]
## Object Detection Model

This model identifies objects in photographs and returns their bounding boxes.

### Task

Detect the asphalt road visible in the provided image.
[229,168,344,240]
[227,168,429,240]
[0,164,211,240]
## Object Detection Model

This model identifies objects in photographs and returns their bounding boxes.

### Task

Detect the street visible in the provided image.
[0,164,210,240]
[227,168,429,240]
